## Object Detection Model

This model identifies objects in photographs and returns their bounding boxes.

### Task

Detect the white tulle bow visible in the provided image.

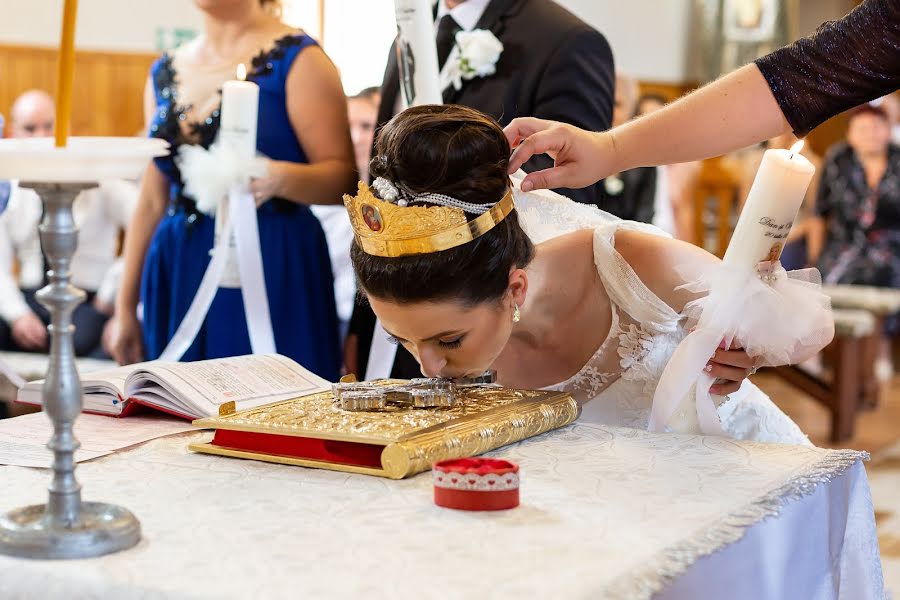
[648,261,834,436]
[175,142,268,215]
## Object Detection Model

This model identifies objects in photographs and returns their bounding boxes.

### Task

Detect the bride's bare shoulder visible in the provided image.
[613,228,718,311]
[536,228,595,257]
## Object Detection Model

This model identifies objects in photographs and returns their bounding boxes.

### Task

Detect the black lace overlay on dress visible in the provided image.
[150,34,311,219]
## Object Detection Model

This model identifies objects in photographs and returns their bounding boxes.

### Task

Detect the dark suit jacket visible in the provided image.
[353,0,615,379]
[378,0,614,207]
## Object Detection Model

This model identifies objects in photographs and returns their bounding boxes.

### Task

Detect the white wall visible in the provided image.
[0,0,393,94]
[0,0,863,89]
[555,0,694,83]
[0,0,694,86]
[0,0,205,52]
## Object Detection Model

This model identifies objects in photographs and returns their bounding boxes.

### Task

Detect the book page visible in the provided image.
[127,354,330,415]
[18,362,145,408]
[0,412,197,468]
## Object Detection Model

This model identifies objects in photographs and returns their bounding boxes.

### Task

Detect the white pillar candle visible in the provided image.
[660,141,816,435]
[394,0,443,107]
[215,63,259,288]
[219,63,259,162]
[723,140,816,268]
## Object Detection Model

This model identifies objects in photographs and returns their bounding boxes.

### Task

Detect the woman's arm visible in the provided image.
[805,216,827,266]
[250,45,357,206]
[806,153,837,265]
[111,77,169,364]
[506,0,900,194]
[506,64,789,192]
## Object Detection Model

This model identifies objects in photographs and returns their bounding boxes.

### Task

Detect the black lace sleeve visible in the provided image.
[755,0,900,137]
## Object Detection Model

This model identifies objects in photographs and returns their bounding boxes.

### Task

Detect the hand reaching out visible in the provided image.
[504,117,616,192]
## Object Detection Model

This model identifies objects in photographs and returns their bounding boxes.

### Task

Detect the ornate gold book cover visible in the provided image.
[190,385,579,479]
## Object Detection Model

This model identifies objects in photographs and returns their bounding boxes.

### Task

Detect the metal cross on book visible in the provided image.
[333,371,498,412]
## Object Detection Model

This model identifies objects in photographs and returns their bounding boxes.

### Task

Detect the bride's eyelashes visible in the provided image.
[385,334,464,350]
[438,337,464,350]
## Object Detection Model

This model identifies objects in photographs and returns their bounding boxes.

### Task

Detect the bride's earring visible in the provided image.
[512,303,521,323]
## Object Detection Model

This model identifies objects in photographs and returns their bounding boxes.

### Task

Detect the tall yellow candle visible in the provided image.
[54,0,78,147]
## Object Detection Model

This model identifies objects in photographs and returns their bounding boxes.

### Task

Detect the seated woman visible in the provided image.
[809,103,900,380]
[346,105,818,445]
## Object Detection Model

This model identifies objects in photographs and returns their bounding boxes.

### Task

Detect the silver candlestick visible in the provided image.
[0,135,166,559]
[0,182,140,559]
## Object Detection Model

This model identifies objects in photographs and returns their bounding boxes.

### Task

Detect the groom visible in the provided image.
[346,0,615,379]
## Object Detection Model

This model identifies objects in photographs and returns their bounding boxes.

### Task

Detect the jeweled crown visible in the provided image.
[343,180,515,258]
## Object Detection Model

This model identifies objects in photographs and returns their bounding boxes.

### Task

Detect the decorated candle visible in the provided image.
[219,63,259,162]
[723,140,816,268]
[215,63,258,288]
[393,0,443,107]
[54,0,78,147]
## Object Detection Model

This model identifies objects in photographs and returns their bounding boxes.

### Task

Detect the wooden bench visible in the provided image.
[823,284,900,409]
[773,308,876,443]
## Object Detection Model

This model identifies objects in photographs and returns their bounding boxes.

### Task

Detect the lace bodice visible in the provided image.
[514,182,810,445]
[539,224,684,428]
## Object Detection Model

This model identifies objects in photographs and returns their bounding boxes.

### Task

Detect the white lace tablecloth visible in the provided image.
[0,423,883,600]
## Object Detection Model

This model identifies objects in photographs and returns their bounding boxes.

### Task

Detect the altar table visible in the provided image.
[0,422,884,599]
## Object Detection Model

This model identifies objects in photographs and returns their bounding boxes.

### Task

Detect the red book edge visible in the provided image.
[15,394,196,421]
[209,429,386,469]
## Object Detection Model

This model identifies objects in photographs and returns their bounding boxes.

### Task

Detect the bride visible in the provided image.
[345,104,821,445]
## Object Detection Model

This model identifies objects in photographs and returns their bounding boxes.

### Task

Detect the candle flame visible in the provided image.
[789,139,805,156]
[236,63,247,81]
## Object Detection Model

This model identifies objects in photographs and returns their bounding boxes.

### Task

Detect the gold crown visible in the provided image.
[343,182,516,258]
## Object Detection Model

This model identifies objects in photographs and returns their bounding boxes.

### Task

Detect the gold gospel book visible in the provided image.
[189,385,579,479]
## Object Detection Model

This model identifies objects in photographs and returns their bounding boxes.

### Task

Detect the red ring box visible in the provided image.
[432,458,519,511]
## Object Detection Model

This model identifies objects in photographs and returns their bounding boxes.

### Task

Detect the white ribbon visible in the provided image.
[365,319,399,381]
[649,261,833,436]
[231,187,275,355]
[158,185,275,361]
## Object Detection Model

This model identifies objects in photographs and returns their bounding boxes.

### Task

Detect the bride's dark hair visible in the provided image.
[351,104,534,305]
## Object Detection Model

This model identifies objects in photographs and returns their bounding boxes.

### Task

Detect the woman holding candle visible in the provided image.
[112,0,356,379]
[344,105,820,444]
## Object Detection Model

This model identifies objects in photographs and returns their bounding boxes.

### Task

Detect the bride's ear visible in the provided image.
[507,268,528,307]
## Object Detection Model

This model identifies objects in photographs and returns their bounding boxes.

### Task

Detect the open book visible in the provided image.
[17,354,331,420]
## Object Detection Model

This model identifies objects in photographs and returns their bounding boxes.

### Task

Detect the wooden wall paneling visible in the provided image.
[0,44,156,138]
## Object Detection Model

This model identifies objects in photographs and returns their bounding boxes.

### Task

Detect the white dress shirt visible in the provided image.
[651,166,676,236]
[435,0,491,32]
[0,180,138,324]
[309,205,356,341]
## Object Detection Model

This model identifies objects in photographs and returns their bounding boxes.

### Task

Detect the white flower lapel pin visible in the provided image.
[448,29,504,91]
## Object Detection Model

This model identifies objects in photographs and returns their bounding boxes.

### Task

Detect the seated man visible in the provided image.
[0,90,138,357]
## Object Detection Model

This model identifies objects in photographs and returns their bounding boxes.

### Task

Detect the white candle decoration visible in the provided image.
[723,140,815,268]
[219,63,260,163]
[215,63,259,288]
[649,140,829,437]
[394,0,443,107]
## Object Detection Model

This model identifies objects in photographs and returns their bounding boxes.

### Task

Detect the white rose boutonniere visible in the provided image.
[448,29,504,91]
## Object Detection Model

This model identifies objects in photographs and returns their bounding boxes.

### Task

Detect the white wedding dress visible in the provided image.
[513,178,811,446]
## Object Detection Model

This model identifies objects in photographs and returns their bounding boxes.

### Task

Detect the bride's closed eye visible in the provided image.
[439,337,464,350]
[385,334,464,350]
